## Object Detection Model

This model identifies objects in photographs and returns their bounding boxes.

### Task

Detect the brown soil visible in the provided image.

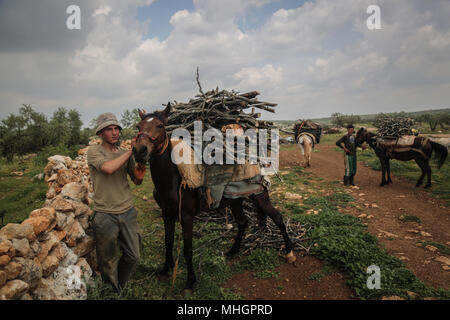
[224,254,355,300]
[224,142,449,299]
[283,143,450,290]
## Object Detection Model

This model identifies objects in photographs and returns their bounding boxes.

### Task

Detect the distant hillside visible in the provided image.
[275,108,450,125]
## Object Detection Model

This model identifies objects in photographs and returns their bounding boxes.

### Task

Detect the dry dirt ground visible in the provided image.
[224,142,449,299]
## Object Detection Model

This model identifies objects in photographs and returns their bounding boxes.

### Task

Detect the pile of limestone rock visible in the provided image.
[0,138,136,300]
[0,150,96,300]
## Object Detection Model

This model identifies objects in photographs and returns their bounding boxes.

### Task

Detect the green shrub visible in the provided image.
[34,144,79,165]
[239,248,281,279]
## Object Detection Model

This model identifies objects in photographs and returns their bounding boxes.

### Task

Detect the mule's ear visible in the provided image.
[161,102,171,124]
[138,109,147,120]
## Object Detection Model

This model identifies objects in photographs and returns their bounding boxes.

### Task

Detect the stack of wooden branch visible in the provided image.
[193,200,313,256]
[165,88,277,134]
[374,116,416,138]
[293,120,322,143]
[165,70,279,163]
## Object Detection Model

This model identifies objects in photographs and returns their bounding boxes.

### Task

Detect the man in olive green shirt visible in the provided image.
[87,112,146,292]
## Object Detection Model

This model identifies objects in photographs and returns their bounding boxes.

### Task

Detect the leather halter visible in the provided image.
[155,133,169,156]
[137,131,169,156]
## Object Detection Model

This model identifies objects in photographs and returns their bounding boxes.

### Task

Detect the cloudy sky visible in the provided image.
[1,0,449,125]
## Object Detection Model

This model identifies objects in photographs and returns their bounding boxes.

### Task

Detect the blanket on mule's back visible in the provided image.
[376,135,429,158]
[170,139,261,189]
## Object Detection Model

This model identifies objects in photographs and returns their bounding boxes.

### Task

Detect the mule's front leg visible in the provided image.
[379,159,387,186]
[424,161,432,188]
[181,213,196,291]
[159,213,175,276]
[386,160,393,184]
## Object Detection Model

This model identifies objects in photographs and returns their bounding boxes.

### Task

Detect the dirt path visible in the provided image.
[282,143,450,290]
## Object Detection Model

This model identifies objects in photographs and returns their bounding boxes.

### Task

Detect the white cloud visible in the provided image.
[1,0,450,124]
[233,64,283,89]
[93,5,112,17]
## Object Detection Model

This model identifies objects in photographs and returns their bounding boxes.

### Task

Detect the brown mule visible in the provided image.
[132,104,295,291]
[355,127,448,188]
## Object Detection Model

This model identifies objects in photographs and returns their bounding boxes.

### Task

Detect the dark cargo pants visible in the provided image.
[92,207,142,292]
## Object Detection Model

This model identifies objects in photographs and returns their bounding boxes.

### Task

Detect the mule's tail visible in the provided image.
[430,140,448,169]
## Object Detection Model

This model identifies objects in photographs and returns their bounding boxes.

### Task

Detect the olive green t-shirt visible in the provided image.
[87,144,137,214]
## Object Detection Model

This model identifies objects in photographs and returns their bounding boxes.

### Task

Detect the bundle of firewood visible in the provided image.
[193,200,313,257]
[165,88,277,134]
[165,71,279,163]
[374,116,415,138]
[293,120,322,143]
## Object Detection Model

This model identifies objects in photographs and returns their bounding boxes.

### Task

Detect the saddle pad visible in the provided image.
[378,135,416,148]
[171,139,205,188]
[171,139,261,189]
[297,132,316,145]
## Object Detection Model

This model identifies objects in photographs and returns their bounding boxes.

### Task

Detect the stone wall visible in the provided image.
[0,150,96,300]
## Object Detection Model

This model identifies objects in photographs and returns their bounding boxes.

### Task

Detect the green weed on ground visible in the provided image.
[271,164,449,300]
[236,248,281,279]
[308,264,338,281]
[0,157,47,227]
[420,241,450,256]
[399,215,422,224]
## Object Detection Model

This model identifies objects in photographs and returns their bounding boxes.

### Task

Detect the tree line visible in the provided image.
[0,105,144,163]
[330,111,450,131]
[0,105,91,162]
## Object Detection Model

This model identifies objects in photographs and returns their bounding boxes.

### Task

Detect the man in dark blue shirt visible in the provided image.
[336,124,359,186]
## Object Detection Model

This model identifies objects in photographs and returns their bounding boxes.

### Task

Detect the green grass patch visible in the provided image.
[237,248,281,279]
[420,241,450,256]
[308,264,337,281]
[320,133,345,145]
[283,202,307,214]
[399,215,422,224]
[0,157,47,226]
[325,192,355,208]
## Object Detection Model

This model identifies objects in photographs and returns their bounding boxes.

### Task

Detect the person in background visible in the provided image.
[336,124,365,186]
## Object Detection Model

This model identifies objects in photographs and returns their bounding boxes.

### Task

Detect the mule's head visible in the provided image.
[355,127,369,146]
[132,103,171,164]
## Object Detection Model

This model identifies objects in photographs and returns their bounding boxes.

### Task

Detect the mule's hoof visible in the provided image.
[182,289,193,297]
[424,185,431,189]
[286,251,296,264]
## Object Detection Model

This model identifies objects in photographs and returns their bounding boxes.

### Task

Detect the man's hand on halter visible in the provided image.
[131,137,146,181]
[131,137,137,150]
